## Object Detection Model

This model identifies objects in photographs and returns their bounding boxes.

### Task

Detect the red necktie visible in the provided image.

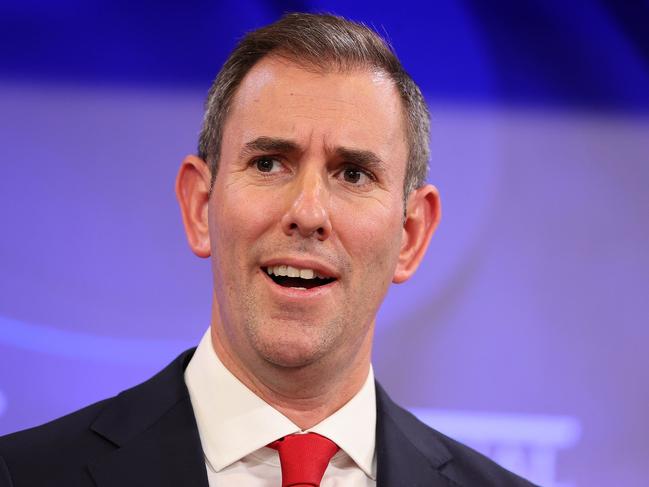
[268,433,340,487]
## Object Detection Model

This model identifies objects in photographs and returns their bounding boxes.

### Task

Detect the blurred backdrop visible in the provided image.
[1,1,648,486]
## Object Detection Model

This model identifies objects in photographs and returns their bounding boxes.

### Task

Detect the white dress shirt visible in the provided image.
[184,329,377,486]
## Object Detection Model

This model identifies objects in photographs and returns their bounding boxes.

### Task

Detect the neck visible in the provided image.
[209,317,373,430]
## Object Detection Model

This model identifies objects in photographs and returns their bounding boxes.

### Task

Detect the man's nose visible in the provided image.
[281,170,332,240]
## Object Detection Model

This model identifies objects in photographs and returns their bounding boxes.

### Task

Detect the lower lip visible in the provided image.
[260,269,337,300]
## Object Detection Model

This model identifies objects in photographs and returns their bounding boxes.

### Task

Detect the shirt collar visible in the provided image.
[308,363,376,479]
[184,328,376,479]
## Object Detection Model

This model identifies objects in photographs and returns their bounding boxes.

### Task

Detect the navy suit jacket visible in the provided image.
[0,350,536,486]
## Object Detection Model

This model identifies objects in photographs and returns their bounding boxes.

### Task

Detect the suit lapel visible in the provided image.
[375,382,457,487]
[83,352,458,487]
[88,396,207,487]
[87,349,208,487]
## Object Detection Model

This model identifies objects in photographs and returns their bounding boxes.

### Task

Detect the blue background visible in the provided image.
[1,1,648,486]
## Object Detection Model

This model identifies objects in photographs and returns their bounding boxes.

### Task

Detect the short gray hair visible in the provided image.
[198,12,430,197]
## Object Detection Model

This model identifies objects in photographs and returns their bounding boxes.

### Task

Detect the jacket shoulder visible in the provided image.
[0,396,110,448]
[376,382,537,487]
[0,397,115,486]
[432,425,537,487]
[0,348,196,487]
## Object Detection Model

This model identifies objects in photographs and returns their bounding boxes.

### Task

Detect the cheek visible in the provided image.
[209,189,281,263]
[334,199,404,275]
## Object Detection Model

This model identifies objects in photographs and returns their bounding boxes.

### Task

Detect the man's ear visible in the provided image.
[393,184,441,283]
[175,155,212,258]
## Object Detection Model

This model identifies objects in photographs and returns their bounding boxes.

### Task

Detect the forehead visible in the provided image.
[222,55,408,174]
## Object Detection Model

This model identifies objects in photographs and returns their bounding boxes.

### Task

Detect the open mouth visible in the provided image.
[262,265,336,290]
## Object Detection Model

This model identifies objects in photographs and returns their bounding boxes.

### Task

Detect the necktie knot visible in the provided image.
[268,433,340,487]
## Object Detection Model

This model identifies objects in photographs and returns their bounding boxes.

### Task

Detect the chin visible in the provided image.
[264,351,319,369]
[249,320,340,369]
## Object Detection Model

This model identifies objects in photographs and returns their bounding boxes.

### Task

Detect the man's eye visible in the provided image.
[254,157,281,173]
[340,166,372,185]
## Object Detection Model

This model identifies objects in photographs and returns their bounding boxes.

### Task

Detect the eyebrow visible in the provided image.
[334,146,386,173]
[240,136,301,158]
[240,136,386,173]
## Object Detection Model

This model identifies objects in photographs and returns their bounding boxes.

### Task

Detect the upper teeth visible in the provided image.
[266,265,327,279]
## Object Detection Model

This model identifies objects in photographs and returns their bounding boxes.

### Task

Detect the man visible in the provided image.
[0,13,535,487]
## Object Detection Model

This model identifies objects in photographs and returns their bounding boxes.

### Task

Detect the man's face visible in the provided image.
[208,56,410,370]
